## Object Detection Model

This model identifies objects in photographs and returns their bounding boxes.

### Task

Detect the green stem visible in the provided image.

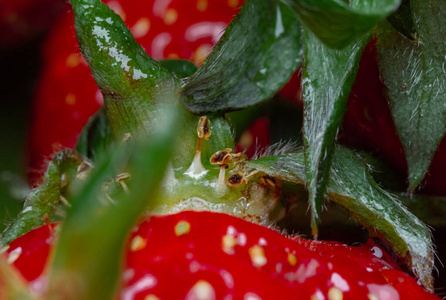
[1,150,90,246]
[70,0,177,138]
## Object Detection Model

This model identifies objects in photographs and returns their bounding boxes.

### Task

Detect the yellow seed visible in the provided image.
[222,235,236,254]
[131,18,150,38]
[188,280,215,300]
[65,94,76,105]
[328,287,343,300]
[130,235,147,252]
[193,44,212,66]
[227,0,239,8]
[167,53,180,59]
[367,294,379,300]
[175,221,191,236]
[197,0,208,11]
[7,248,22,264]
[287,252,297,266]
[164,8,178,25]
[238,131,253,149]
[249,245,267,267]
[66,53,80,68]
[145,295,160,300]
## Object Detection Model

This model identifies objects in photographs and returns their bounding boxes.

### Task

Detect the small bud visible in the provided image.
[197,116,211,140]
[227,172,248,187]
[210,148,233,166]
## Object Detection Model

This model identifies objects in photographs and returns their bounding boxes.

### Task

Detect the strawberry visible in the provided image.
[2,0,444,298]
[27,0,244,185]
[3,212,439,299]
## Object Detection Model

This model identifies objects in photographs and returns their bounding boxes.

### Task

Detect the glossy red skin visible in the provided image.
[27,0,244,185]
[0,0,66,48]
[5,223,57,282]
[4,211,438,299]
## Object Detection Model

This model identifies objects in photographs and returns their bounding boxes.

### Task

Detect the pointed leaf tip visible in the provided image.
[302,28,370,233]
[285,0,401,49]
[377,0,446,191]
[182,0,302,114]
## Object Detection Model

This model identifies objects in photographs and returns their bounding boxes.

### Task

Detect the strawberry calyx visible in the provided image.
[2,0,441,297]
[1,150,91,246]
[149,115,281,223]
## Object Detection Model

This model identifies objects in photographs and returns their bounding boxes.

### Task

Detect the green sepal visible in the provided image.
[182,0,302,114]
[377,0,446,191]
[76,107,113,163]
[48,106,180,300]
[159,59,198,79]
[386,0,416,40]
[302,28,369,236]
[284,0,401,49]
[1,150,90,246]
[70,0,178,138]
[247,148,434,290]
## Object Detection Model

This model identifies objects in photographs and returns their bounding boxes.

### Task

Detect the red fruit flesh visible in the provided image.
[3,212,438,299]
[5,223,57,282]
[27,0,244,185]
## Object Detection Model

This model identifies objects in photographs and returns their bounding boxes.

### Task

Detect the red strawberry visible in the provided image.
[27,0,244,185]
[3,212,438,299]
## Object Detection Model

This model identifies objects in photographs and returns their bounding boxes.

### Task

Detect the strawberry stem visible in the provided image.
[1,150,90,246]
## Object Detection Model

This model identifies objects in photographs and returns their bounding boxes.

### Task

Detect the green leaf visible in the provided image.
[302,28,369,236]
[386,0,416,40]
[354,151,406,191]
[246,148,434,290]
[284,0,401,49]
[76,108,113,162]
[377,0,446,191]
[1,150,89,246]
[48,106,180,300]
[71,0,177,137]
[246,152,306,185]
[182,0,302,114]
[328,148,433,290]
[159,59,198,78]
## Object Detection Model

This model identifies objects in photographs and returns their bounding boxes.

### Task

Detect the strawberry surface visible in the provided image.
[3,211,438,299]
